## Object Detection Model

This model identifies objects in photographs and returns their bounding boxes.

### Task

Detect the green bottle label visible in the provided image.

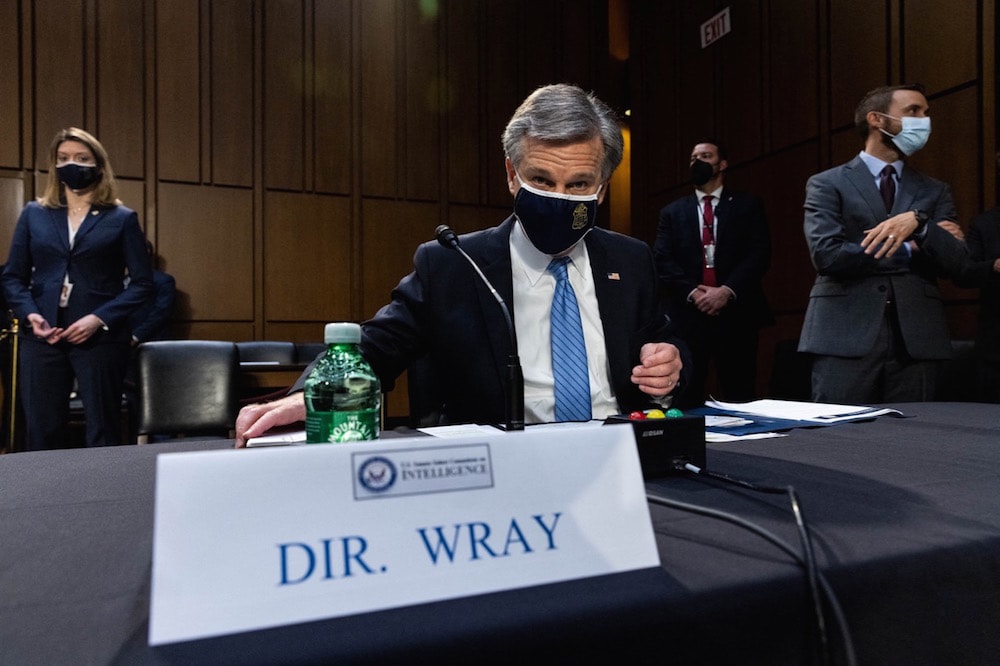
[306,409,379,443]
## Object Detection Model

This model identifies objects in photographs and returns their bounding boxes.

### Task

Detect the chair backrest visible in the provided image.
[136,340,239,441]
[236,340,296,364]
[294,342,327,365]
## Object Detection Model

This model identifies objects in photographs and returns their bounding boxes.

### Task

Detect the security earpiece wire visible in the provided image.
[644,463,855,666]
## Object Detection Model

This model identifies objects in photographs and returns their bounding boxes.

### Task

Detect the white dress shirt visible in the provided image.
[510,221,618,423]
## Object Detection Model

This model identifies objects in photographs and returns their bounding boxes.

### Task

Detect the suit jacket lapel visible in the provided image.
[714,188,732,243]
[471,218,516,379]
[586,231,629,384]
[845,157,887,219]
[48,207,71,252]
[894,165,923,214]
[73,207,103,246]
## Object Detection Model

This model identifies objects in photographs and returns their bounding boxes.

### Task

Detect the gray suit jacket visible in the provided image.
[798,155,967,359]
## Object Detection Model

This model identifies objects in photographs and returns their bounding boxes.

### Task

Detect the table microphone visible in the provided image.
[435,224,525,431]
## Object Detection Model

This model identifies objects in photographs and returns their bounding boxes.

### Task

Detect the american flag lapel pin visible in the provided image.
[607,272,620,280]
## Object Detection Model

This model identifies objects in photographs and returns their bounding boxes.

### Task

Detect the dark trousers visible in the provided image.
[811,308,939,404]
[678,313,759,407]
[18,336,130,450]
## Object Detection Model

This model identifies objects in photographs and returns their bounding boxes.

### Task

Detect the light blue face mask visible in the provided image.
[878,114,931,156]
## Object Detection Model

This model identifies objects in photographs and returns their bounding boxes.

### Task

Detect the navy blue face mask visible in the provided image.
[513,175,601,256]
[57,162,101,192]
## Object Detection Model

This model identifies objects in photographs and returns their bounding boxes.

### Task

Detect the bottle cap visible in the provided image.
[324,322,361,344]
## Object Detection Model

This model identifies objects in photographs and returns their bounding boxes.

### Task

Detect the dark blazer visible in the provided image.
[294,216,690,425]
[129,269,177,343]
[653,188,772,330]
[798,156,968,359]
[1,201,153,342]
[957,207,1000,361]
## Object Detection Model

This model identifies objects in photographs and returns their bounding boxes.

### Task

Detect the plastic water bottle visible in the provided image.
[304,323,381,442]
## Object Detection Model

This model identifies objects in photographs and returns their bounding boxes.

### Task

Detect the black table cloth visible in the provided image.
[1,402,998,664]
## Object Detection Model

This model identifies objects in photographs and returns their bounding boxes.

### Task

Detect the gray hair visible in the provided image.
[502,83,624,182]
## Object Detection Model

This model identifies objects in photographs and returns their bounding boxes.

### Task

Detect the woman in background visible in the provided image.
[1,128,152,450]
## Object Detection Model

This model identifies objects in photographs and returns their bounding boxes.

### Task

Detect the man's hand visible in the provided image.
[61,314,105,345]
[993,258,1000,273]
[861,211,920,259]
[26,313,63,344]
[630,342,683,397]
[234,393,306,448]
[936,220,965,241]
[691,284,733,316]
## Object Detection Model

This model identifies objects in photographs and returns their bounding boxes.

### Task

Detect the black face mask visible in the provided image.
[690,159,714,187]
[57,162,101,191]
[513,176,600,256]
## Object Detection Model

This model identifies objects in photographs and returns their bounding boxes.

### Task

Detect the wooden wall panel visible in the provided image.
[0,177,25,261]
[674,4,718,159]
[830,0,889,131]
[444,0,482,204]
[210,0,255,187]
[904,0,978,93]
[908,87,981,223]
[735,142,820,314]
[403,1,441,201]
[96,0,144,178]
[560,1,601,93]
[263,190,352,321]
[157,183,254,320]
[635,2,679,199]
[156,0,200,183]
[360,199,439,319]
[483,2,523,208]
[0,2,21,169]
[523,1,559,91]
[360,0,397,198]
[768,0,819,150]
[717,0,763,161]
[34,0,85,166]
[183,322,254,341]
[117,180,145,229]
[263,0,305,191]
[314,0,352,195]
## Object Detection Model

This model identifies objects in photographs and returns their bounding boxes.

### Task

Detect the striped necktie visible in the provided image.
[547,257,592,421]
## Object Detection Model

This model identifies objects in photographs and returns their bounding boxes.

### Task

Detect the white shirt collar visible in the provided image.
[695,185,724,201]
[859,150,903,179]
[510,219,590,287]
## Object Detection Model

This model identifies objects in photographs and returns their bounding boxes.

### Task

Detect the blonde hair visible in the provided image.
[38,127,122,208]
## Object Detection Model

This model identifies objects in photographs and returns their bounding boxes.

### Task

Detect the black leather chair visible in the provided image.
[136,340,239,443]
[295,342,326,365]
[235,340,296,364]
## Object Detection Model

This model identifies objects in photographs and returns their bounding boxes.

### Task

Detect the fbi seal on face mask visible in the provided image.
[572,203,590,230]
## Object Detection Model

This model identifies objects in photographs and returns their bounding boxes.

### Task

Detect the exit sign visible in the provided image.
[700,7,731,48]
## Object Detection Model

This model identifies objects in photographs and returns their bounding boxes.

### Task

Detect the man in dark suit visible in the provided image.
[235,84,689,445]
[653,141,772,406]
[957,176,1000,401]
[798,84,968,403]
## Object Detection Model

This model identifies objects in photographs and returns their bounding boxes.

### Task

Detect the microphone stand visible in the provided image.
[436,226,525,431]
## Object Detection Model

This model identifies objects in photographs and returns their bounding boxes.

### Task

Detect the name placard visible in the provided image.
[148,424,658,645]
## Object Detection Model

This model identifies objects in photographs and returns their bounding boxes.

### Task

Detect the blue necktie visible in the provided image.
[547,257,592,421]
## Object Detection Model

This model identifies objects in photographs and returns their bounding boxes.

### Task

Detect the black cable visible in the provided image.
[677,462,830,663]
[646,492,857,666]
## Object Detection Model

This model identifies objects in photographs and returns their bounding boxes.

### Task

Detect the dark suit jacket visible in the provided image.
[294,216,690,425]
[129,270,177,343]
[798,156,968,359]
[653,188,772,331]
[957,207,1000,361]
[1,201,153,343]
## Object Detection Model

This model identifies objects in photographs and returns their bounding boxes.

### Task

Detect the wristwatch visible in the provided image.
[912,209,930,236]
